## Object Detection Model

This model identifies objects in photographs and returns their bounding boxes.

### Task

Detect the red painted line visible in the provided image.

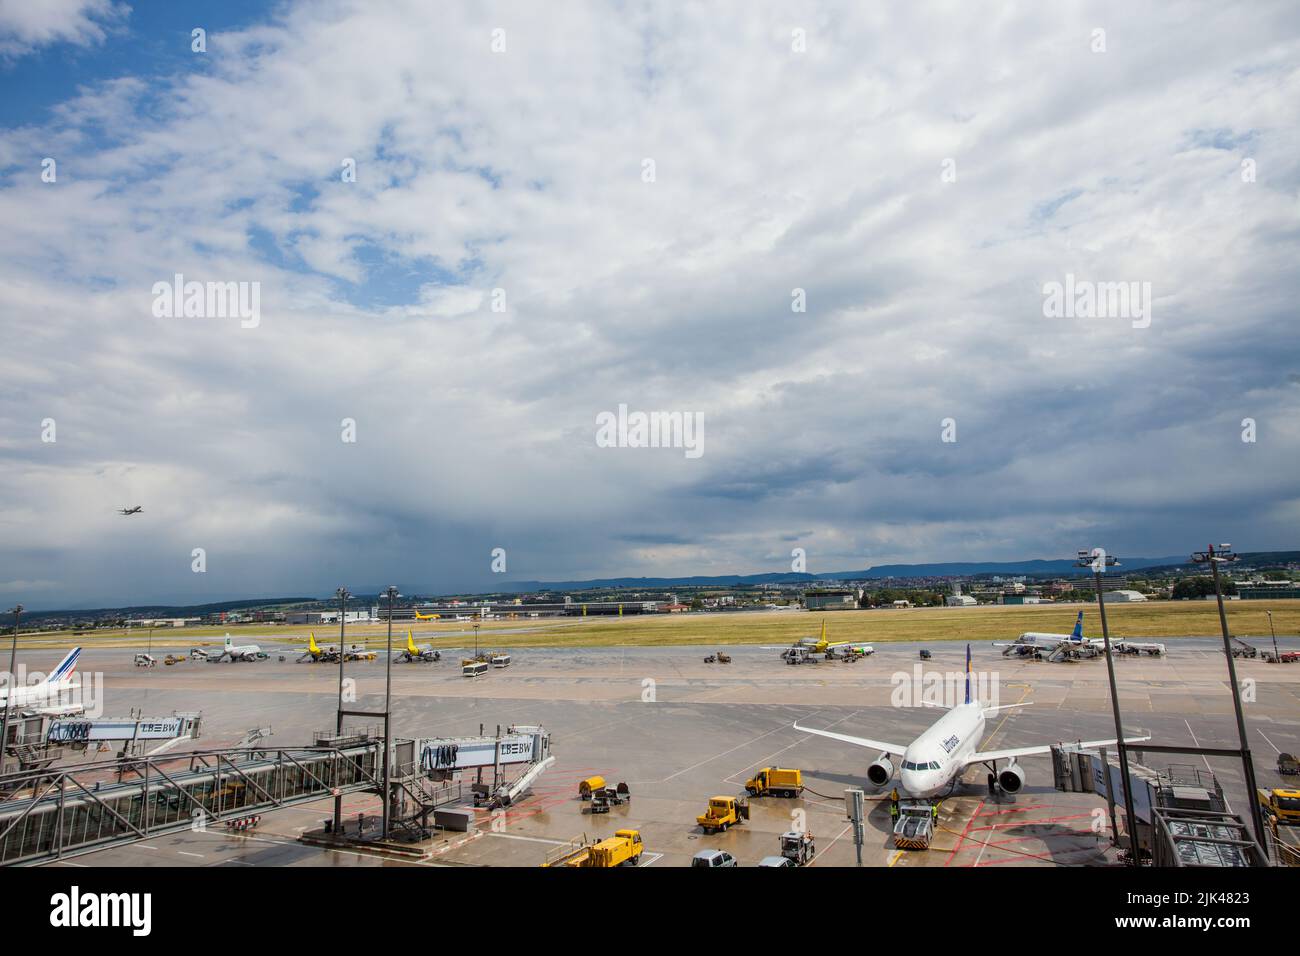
[943,799,984,867]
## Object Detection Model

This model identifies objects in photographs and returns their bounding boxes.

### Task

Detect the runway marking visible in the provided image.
[485,832,568,846]
[137,844,159,850]
[653,720,809,784]
[1258,729,1282,754]
[722,710,862,785]
[177,851,205,858]
[1184,720,1214,773]
[887,850,903,867]
[807,822,852,867]
[637,851,664,867]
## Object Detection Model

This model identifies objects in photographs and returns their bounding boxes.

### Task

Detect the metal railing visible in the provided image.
[0,740,383,865]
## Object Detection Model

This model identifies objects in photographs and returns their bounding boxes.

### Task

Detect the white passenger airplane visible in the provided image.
[0,647,81,710]
[994,611,1165,661]
[217,635,265,662]
[794,644,1149,798]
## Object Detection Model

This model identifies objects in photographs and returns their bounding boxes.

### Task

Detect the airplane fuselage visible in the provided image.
[897,702,986,797]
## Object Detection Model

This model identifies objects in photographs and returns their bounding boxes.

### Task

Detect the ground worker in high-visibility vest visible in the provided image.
[889,788,899,824]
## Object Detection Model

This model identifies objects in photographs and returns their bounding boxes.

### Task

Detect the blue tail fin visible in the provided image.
[964,643,973,705]
[47,647,80,683]
[1071,611,1084,641]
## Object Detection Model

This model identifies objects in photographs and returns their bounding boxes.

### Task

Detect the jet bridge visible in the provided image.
[0,738,385,865]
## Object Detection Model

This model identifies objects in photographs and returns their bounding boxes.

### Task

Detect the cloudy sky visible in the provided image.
[0,1,1297,609]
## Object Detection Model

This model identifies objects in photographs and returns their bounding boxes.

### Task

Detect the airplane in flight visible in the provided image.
[0,647,81,711]
[994,611,1165,661]
[777,619,873,662]
[794,644,1149,798]
[117,506,143,515]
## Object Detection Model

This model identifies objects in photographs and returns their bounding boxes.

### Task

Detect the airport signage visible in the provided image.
[47,717,185,743]
[417,733,540,771]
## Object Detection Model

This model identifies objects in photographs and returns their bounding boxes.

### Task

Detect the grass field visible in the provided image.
[17,599,1300,651]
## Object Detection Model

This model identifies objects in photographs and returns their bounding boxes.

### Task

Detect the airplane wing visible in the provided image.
[792,723,909,757]
[967,735,1151,764]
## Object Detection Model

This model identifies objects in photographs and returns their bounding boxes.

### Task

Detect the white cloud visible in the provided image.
[0,1,1298,606]
[0,0,128,58]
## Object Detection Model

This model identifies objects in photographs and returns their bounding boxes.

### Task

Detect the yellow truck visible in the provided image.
[745,767,803,798]
[1258,787,1300,825]
[697,796,749,834]
[543,829,643,867]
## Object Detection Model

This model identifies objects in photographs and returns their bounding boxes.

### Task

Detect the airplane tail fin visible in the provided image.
[46,647,81,684]
[1071,611,1084,641]
[407,630,417,653]
[820,618,826,644]
[964,643,973,705]
[224,634,233,649]
[309,632,319,654]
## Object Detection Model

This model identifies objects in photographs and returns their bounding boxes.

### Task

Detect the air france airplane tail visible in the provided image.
[47,647,81,684]
[1070,611,1084,642]
[964,643,973,705]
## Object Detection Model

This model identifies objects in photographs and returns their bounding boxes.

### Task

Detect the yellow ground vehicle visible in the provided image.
[578,776,606,799]
[745,767,803,797]
[697,795,749,834]
[543,829,643,867]
[1258,787,1300,824]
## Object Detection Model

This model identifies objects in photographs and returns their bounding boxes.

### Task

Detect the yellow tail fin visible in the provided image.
[309,632,319,654]
[407,630,417,654]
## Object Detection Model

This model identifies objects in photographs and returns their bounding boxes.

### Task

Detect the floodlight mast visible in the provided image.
[1076,550,1141,864]
[1191,544,1267,853]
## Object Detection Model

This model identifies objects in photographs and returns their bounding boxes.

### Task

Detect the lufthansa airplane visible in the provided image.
[794,644,1148,798]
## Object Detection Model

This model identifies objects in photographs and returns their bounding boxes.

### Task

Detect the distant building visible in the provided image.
[804,589,858,611]
[1239,585,1300,600]
[1102,590,1148,603]
[1002,594,1043,605]
[945,595,977,607]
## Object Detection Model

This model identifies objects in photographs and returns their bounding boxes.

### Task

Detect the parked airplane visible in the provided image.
[0,647,81,710]
[777,619,873,662]
[216,634,265,662]
[394,630,440,663]
[413,610,440,621]
[994,611,1165,661]
[794,644,1149,798]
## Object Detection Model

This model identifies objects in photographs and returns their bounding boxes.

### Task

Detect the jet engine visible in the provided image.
[866,755,894,787]
[997,761,1026,794]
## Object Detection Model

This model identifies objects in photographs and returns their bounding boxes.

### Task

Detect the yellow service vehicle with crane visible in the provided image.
[542,829,644,867]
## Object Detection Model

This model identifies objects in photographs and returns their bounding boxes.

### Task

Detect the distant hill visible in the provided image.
[19,597,318,623]
[507,552,1298,591]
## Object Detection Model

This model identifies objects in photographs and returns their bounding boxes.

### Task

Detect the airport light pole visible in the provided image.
[332,587,349,836]
[1192,544,1267,853]
[1,604,21,776]
[335,587,350,735]
[1076,550,1142,864]
[1266,610,1280,664]
[381,585,398,841]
